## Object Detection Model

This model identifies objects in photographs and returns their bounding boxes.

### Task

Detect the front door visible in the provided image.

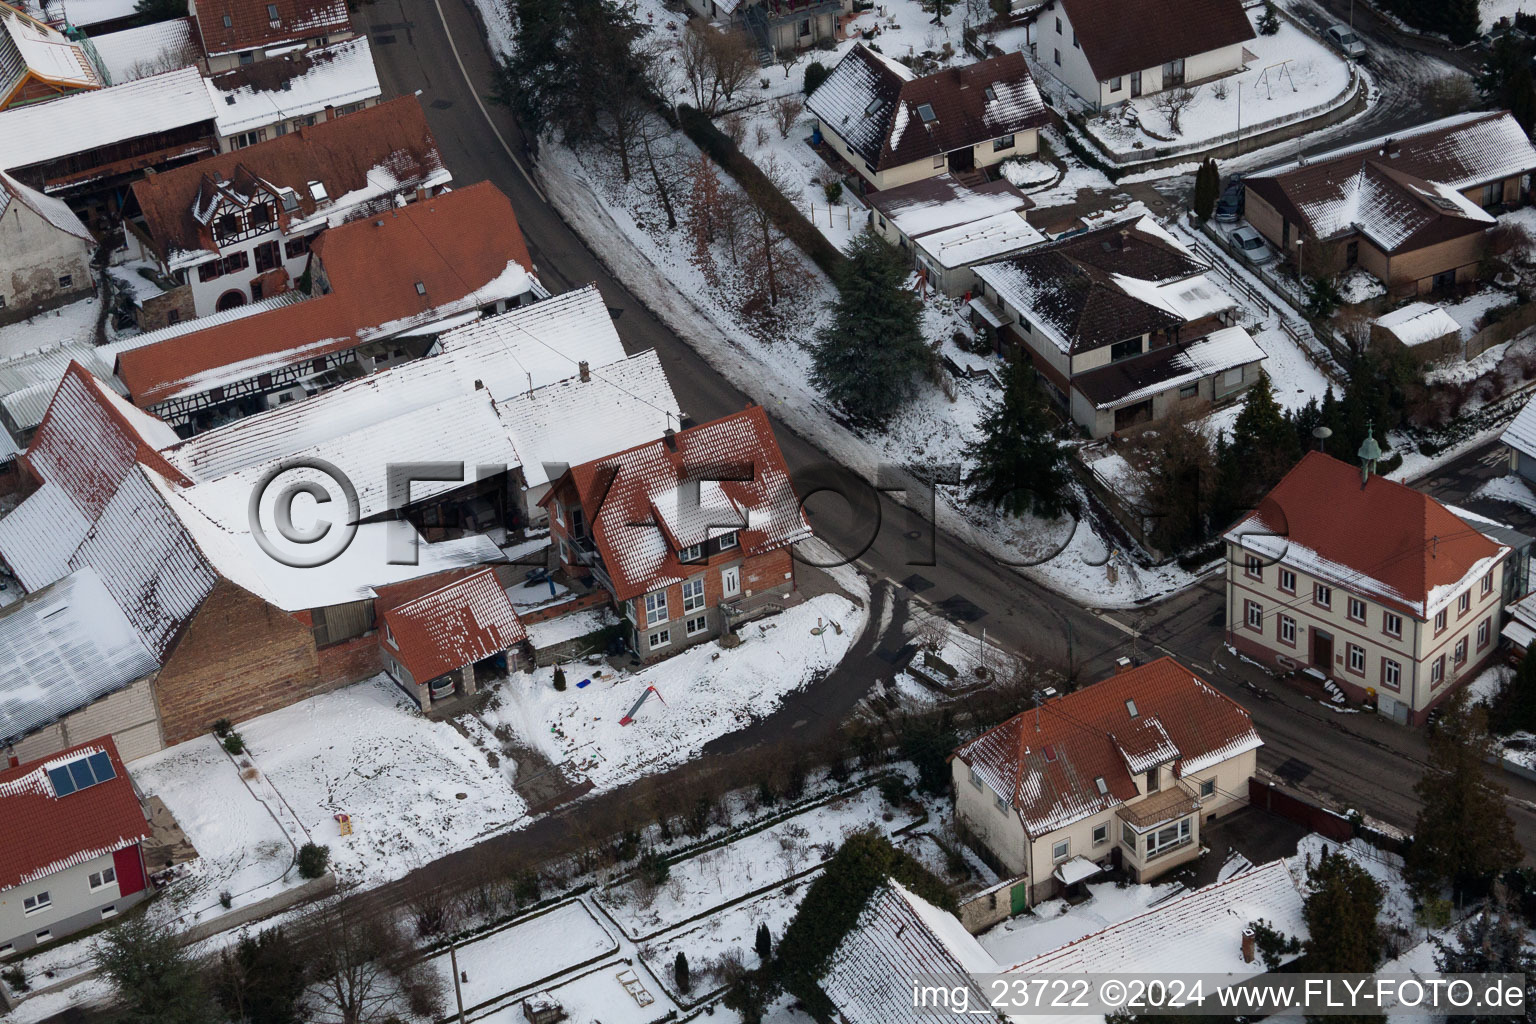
[1130,71,1142,97]
[948,146,975,172]
[1162,59,1184,86]
[722,565,741,598]
[1311,629,1333,673]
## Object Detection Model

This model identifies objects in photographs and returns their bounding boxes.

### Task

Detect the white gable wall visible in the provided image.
[0,196,93,321]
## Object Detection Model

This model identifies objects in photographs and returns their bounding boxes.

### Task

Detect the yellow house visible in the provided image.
[807,45,1049,193]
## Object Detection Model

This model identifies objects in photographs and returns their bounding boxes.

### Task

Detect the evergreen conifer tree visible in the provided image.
[755,922,773,961]
[1303,849,1383,973]
[963,359,1071,519]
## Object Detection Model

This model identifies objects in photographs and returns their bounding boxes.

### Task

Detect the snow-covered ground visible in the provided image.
[1441,285,1520,341]
[1482,0,1535,31]
[424,901,618,1011]
[1075,11,1355,159]
[978,876,1184,968]
[480,594,864,793]
[1475,474,1536,514]
[0,294,99,360]
[639,882,804,998]
[1288,832,1417,937]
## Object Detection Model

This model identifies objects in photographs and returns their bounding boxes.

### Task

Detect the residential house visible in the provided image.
[114,179,540,432]
[807,46,1049,193]
[86,18,200,85]
[204,36,380,152]
[126,93,448,321]
[0,737,151,955]
[0,1,103,110]
[1502,590,1536,661]
[1501,392,1536,489]
[1224,449,1510,725]
[0,169,95,322]
[867,174,1043,295]
[375,567,526,710]
[972,214,1262,437]
[543,406,811,659]
[681,0,849,58]
[1034,0,1255,108]
[951,656,1261,904]
[1242,111,1536,297]
[187,0,356,74]
[0,66,218,222]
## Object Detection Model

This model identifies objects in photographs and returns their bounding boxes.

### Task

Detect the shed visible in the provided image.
[1370,302,1460,362]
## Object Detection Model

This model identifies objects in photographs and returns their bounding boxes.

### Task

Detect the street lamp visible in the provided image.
[1312,425,1332,453]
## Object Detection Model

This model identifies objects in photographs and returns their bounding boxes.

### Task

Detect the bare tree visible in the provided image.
[1153,86,1197,136]
[632,112,689,230]
[775,44,802,79]
[303,891,445,1024]
[678,23,760,115]
[739,154,806,309]
[771,94,804,138]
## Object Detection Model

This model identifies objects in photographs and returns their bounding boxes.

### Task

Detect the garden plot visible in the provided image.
[481,594,864,793]
[596,784,917,938]
[639,881,809,1000]
[473,959,678,1024]
[1080,12,1354,159]
[130,734,303,921]
[231,674,528,884]
[424,901,617,1011]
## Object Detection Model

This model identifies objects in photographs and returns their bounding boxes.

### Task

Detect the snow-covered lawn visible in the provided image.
[977,876,1184,968]
[1288,833,1416,934]
[1474,474,1536,514]
[1441,285,1520,340]
[596,783,914,938]
[639,882,806,999]
[1466,662,1511,708]
[424,901,618,1011]
[480,594,864,792]
[1078,11,1355,159]
[0,294,99,360]
[229,674,528,885]
[472,958,677,1024]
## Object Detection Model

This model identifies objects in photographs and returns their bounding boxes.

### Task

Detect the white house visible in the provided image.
[0,169,94,321]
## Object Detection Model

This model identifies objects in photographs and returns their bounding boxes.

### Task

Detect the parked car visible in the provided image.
[1326,24,1367,57]
[1229,225,1275,265]
[428,675,459,702]
[1215,178,1245,223]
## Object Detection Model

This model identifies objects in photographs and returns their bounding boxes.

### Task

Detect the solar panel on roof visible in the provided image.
[45,751,116,798]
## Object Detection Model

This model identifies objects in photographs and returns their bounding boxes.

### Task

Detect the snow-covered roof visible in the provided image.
[1503,394,1536,460]
[0,568,158,746]
[1053,855,1104,885]
[822,880,996,1024]
[867,173,1031,240]
[207,37,380,137]
[433,284,626,389]
[496,348,681,490]
[954,657,1261,837]
[0,736,150,893]
[1080,325,1266,410]
[1374,302,1459,347]
[377,567,526,682]
[192,0,351,57]
[0,340,119,432]
[101,291,310,360]
[916,210,1045,270]
[1009,859,1306,976]
[0,65,215,173]
[1223,451,1506,619]
[86,16,197,84]
[0,168,93,242]
[0,480,89,590]
[0,0,102,98]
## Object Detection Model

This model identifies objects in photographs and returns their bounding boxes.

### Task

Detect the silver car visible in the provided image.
[1229,226,1275,265]
[1326,24,1367,58]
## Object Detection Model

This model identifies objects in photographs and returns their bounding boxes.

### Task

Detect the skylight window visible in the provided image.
[1125,698,1138,718]
[864,97,881,116]
[916,102,937,123]
[47,752,116,798]
[984,85,996,101]
[266,3,279,18]
[221,13,231,25]
[308,180,328,201]
[414,281,426,295]
[1095,776,1108,795]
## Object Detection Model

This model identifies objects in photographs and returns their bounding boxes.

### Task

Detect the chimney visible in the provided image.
[474,379,484,391]
[1241,928,1256,964]
[324,104,336,121]
[1115,656,1133,674]
[578,360,590,382]
[416,186,429,202]
[663,427,677,451]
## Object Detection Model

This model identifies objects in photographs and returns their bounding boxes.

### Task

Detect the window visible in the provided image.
[680,543,704,562]
[1279,568,1296,594]
[0,944,11,956]
[1279,614,1296,646]
[1178,382,1199,400]
[969,766,984,790]
[1245,554,1263,580]
[58,274,72,288]
[254,240,280,273]
[1125,698,1138,718]
[915,103,938,123]
[1384,611,1402,638]
[553,499,564,526]
[993,134,1015,152]
[239,50,254,65]
[1110,337,1143,361]
[645,590,668,626]
[797,17,809,34]
[250,203,272,229]
[1109,76,1123,92]
[1454,637,1468,665]
[1458,592,1471,616]
[1347,643,1365,674]
[266,2,279,17]
[682,577,705,613]
[1482,570,1495,595]
[414,281,427,295]
[1072,31,1078,47]
[100,906,117,919]
[1094,776,1108,795]
[1314,584,1332,609]
[198,260,223,283]
[284,236,310,260]
[88,867,116,891]
[1483,182,1502,206]
[717,531,738,550]
[23,891,51,914]
[1146,818,1192,856]
[1245,600,1263,630]
[222,12,231,24]
[1382,658,1401,691]
[1145,767,1159,792]
[1435,609,1447,632]
[33,930,51,943]
[1051,839,1069,862]
[1431,656,1444,685]
[648,628,671,650]
[47,752,115,797]
[223,250,249,275]
[686,614,708,637]
[1200,779,1216,798]
[1121,822,1136,849]
[994,792,1009,812]
[1479,618,1491,649]
[1093,823,1108,845]
[1348,597,1366,623]
[932,153,946,168]
[1055,15,1061,31]
[1053,47,1061,65]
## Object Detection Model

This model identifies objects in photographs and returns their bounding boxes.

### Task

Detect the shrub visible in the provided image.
[823,179,843,205]
[553,665,567,692]
[513,871,541,907]
[878,774,911,806]
[219,890,233,909]
[222,732,245,755]
[637,847,671,887]
[2,964,28,993]
[614,829,642,862]
[297,842,330,879]
[802,61,829,95]
[674,950,691,994]
[212,717,233,738]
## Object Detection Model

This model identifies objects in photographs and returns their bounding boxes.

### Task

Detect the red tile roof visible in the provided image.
[953,657,1262,837]
[24,362,189,520]
[0,736,149,893]
[192,0,352,57]
[1223,451,1505,617]
[116,181,536,407]
[376,567,525,683]
[543,406,811,601]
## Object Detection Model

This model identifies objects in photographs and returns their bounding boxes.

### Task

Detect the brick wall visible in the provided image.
[137,285,196,332]
[153,580,322,744]
[315,633,383,688]
[520,588,610,624]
